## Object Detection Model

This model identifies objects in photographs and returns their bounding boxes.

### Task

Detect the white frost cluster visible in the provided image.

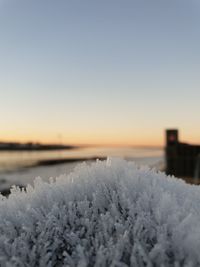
[0,159,200,267]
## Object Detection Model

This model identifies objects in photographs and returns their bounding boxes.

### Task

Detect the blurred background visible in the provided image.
[0,0,200,194]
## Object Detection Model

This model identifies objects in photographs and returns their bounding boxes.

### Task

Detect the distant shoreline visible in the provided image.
[0,142,77,151]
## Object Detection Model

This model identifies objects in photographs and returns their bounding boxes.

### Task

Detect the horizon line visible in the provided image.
[0,140,164,149]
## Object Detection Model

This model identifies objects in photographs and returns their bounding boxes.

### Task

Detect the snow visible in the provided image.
[0,158,199,266]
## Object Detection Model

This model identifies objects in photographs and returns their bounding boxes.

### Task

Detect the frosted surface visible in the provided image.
[0,159,199,266]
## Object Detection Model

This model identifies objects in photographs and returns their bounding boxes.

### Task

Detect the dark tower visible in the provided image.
[165,129,179,175]
[166,129,178,146]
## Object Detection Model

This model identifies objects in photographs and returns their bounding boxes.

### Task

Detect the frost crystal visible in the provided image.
[0,159,200,267]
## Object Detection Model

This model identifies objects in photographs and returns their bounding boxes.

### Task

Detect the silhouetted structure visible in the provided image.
[166,129,200,178]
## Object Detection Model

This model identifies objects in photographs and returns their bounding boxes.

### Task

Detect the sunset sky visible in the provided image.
[0,0,200,146]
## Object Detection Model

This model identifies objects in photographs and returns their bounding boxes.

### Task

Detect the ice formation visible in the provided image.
[0,158,200,267]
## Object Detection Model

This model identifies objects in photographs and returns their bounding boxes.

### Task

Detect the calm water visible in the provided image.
[0,147,164,191]
[0,146,164,172]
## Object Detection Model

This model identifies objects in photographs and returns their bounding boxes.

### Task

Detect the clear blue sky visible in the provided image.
[0,0,200,146]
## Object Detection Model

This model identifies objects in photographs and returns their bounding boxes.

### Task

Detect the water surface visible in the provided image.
[0,146,164,172]
[0,147,164,192]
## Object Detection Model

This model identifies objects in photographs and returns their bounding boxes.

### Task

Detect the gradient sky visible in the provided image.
[0,0,200,146]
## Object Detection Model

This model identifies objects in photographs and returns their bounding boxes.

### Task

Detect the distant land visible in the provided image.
[0,142,77,151]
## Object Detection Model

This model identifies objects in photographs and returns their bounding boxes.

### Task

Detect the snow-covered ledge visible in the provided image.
[0,159,200,266]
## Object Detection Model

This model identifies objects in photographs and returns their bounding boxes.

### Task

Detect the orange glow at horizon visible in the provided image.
[0,129,165,147]
[2,129,200,147]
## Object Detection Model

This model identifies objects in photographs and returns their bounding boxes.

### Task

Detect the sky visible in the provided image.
[0,0,200,146]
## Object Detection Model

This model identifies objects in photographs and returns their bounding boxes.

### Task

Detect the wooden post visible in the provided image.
[165,129,178,176]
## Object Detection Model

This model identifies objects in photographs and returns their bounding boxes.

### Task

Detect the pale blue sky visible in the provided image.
[0,0,200,145]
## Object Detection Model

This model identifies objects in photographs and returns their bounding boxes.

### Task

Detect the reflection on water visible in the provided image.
[0,146,164,172]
